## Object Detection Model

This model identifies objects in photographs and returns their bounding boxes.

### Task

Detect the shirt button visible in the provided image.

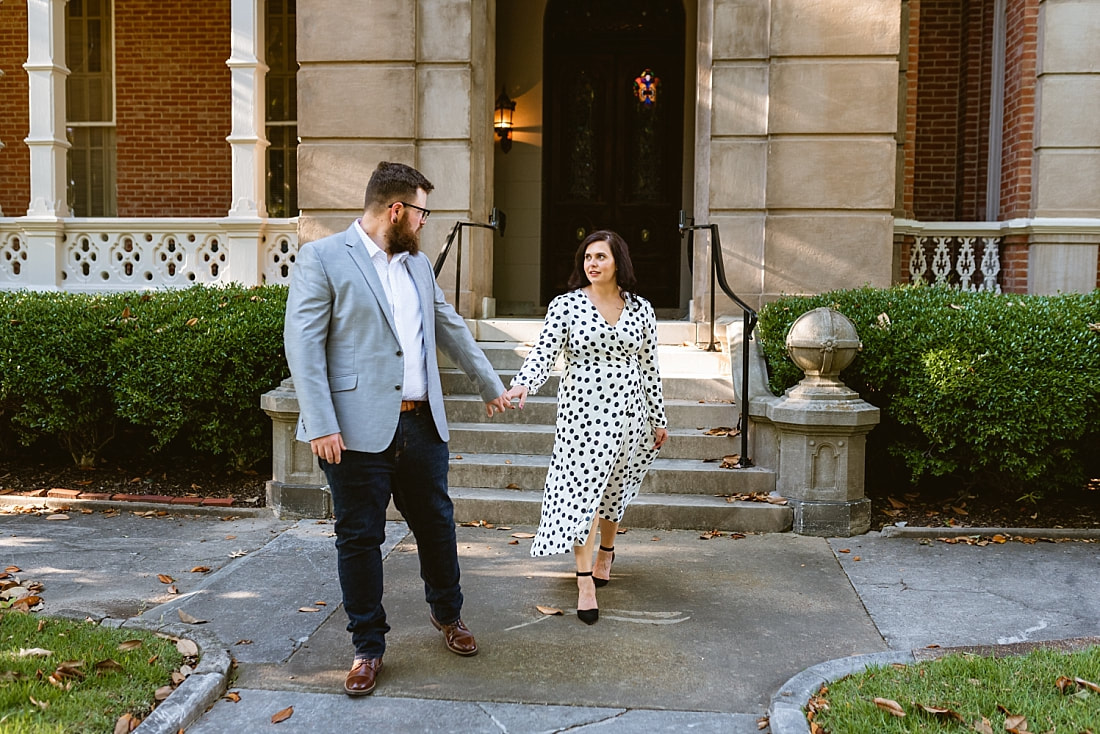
[394,385,401,391]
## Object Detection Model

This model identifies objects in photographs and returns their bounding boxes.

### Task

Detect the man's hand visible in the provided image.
[485,393,515,418]
[653,427,669,450]
[503,385,529,410]
[311,432,346,464]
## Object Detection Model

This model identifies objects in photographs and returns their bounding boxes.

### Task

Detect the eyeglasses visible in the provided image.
[390,201,431,221]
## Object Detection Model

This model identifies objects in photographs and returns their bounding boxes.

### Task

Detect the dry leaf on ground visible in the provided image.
[271,706,294,724]
[177,609,206,625]
[873,697,905,717]
[536,605,563,615]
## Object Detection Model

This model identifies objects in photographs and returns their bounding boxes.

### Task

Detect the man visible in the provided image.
[284,161,511,696]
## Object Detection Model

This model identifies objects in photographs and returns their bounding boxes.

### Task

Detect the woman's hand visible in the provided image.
[653,427,668,450]
[504,384,529,409]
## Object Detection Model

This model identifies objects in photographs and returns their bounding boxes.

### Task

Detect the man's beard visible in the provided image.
[385,217,420,256]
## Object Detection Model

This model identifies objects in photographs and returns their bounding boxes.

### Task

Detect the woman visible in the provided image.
[504,230,668,624]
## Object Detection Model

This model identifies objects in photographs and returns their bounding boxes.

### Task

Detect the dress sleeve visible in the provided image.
[510,294,569,395]
[638,299,667,429]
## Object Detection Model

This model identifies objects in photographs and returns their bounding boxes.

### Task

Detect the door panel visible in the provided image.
[542,2,685,308]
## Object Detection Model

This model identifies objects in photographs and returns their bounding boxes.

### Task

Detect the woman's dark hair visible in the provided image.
[567,230,638,304]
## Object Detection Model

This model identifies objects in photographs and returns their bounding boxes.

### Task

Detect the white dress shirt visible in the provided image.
[355,219,429,402]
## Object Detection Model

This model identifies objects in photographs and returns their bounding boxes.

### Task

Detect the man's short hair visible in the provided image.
[364,162,435,211]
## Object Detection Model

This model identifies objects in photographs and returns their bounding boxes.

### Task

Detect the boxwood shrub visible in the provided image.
[0,285,289,470]
[757,286,1100,497]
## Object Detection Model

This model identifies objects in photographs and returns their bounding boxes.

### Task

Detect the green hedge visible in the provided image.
[757,286,1100,497]
[0,285,288,469]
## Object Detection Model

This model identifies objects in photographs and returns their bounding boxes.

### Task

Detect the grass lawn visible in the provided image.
[810,646,1100,733]
[0,611,186,733]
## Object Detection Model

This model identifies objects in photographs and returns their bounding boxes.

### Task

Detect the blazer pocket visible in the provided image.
[328,374,358,392]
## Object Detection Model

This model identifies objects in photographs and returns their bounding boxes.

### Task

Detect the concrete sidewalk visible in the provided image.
[1,503,1098,733]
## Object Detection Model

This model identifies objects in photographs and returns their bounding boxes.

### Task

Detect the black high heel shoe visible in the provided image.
[593,545,615,588]
[576,571,599,625]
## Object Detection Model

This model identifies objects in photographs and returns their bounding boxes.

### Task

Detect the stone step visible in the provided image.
[447,422,743,461]
[466,319,727,346]
[446,452,775,496]
[444,394,739,427]
[447,487,791,534]
[440,342,731,373]
[441,368,735,402]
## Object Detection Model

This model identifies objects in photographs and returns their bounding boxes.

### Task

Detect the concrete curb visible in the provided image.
[881,525,1100,540]
[768,651,915,734]
[120,620,233,734]
[0,495,274,519]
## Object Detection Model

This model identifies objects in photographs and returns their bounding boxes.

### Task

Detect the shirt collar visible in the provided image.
[355,219,408,265]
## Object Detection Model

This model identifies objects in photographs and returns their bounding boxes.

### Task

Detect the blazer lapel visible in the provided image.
[343,225,400,341]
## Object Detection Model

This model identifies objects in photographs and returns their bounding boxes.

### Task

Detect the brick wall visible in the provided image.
[999,0,1037,220]
[0,2,30,216]
[912,0,995,221]
[901,0,920,218]
[1000,234,1029,294]
[114,0,232,217]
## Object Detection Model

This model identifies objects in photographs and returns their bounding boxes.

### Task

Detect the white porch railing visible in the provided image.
[894,220,1004,293]
[0,217,299,291]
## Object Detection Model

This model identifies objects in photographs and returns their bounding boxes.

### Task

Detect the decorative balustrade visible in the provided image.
[894,221,1003,293]
[0,217,298,291]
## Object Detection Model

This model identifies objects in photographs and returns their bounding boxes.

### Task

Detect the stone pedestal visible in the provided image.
[764,307,881,536]
[260,377,330,519]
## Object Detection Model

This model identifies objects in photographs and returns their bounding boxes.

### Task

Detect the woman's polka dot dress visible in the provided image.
[511,289,667,556]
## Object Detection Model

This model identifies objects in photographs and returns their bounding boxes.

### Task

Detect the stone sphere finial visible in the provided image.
[784,307,862,398]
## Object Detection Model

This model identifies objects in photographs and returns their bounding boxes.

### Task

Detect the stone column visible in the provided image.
[764,308,879,537]
[260,378,330,519]
[21,0,68,289]
[224,0,267,285]
[1027,0,1100,294]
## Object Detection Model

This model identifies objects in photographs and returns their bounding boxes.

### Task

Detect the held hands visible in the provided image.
[311,432,346,465]
[503,384,529,410]
[654,427,669,450]
[485,393,515,418]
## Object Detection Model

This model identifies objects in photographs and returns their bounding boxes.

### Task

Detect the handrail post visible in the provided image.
[707,229,717,351]
[454,225,463,314]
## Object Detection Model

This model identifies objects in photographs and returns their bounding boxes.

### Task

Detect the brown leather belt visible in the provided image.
[400,400,427,412]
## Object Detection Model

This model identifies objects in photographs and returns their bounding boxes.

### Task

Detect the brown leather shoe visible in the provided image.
[344,657,382,696]
[429,613,478,656]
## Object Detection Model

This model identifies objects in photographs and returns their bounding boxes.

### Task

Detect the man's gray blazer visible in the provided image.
[284,224,505,453]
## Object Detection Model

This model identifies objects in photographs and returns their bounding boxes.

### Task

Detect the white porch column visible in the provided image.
[24,0,69,218]
[21,0,69,289]
[226,0,268,220]
[224,0,268,285]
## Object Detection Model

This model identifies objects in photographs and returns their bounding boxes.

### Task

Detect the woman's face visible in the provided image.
[583,240,617,287]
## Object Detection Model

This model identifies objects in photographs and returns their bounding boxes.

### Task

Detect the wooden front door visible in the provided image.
[541,1,685,308]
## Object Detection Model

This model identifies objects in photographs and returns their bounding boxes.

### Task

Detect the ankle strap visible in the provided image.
[576,571,592,577]
[599,545,615,552]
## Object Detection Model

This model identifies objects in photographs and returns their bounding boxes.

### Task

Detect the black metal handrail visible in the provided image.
[433,208,507,314]
[678,210,756,469]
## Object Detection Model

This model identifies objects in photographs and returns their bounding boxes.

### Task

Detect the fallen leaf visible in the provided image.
[507,540,518,545]
[271,706,294,724]
[510,532,535,539]
[118,640,143,651]
[94,659,124,672]
[30,695,49,711]
[915,703,963,722]
[4,566,20,573]
[225,691,241,702]
[167,585,179,595]
[1003,713,1027,731]
[185,317,199,327]
[705,427,734,436]
[177,609,207,625]
[536,605,563,615]
[972,716,994,734]
[18,647,52,658]
[45,513,69,521]
[298,607,320,613]
[235,639,253,645]
[756,716,768,730]
[505,483,521,489]
[315,601,327,606]
[852,556,861,561]
[887,496,907,509]
[1056,675,1075,694]
[190,566,211,573]
[157,574,175,584]
[838,548,851,553]
[176,638,199,656]
[1075,676,1100,693]
[154,685,174,701]
[504,459,512,464]
[873,697,905,717]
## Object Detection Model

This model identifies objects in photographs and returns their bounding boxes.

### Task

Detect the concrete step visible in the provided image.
[446,452,775,496]
[447,422,743,461]
[441,342,730,374]
[444,394,739,427]
[447,486,791,533]
[466,318,727,346]
[441,368,735,402]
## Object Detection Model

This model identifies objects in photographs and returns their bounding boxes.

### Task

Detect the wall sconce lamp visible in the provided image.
[494,87,516,153]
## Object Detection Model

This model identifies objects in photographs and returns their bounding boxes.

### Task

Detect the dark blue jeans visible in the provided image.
[319,406,462,659]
